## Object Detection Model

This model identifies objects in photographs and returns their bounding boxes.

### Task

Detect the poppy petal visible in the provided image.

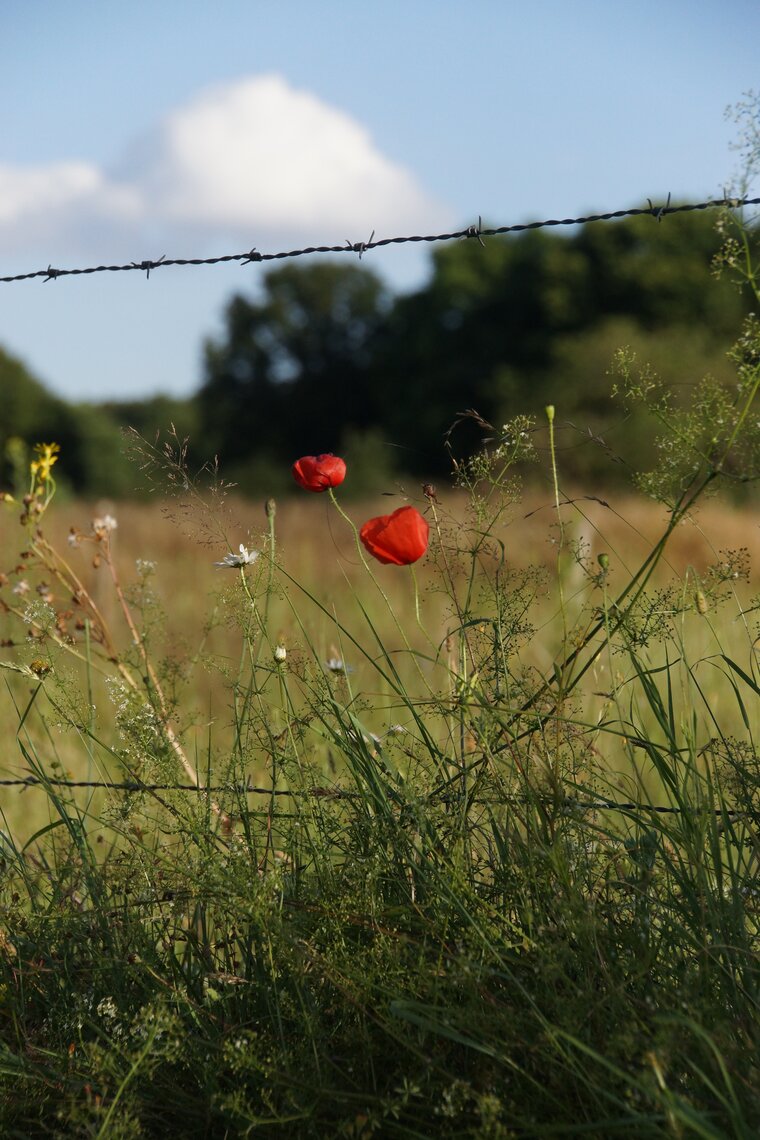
[360,506,429,565]
[292,454,347,492]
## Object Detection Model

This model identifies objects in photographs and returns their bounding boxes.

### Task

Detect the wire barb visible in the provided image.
[43,265,63,283]
[647,191,672,222]
[465,215,485,247]
[242,247,263,265]
[345,230,375,260]
[131,254,166,279]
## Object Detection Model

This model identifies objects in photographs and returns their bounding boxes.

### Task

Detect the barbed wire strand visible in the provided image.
[0,774,757,818]
[1,194,758,286]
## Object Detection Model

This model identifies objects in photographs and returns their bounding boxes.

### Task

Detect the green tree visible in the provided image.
[377,210,755,473]
[196,209,757,488]
[198,261,390,488]
[0,345,130,496]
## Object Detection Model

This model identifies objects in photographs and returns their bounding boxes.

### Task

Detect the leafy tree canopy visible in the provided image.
[199,261,390,488]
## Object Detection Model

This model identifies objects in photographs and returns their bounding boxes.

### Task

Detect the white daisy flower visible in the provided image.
[215,544,259,569]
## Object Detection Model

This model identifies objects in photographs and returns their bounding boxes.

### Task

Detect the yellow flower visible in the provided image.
[30,442,60,483]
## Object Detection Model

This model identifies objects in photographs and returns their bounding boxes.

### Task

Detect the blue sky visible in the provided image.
[1,0,758,402]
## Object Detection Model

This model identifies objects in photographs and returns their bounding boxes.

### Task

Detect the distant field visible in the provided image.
[6,483,760,630]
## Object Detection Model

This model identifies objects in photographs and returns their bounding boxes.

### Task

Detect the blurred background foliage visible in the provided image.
[2,208,757,498]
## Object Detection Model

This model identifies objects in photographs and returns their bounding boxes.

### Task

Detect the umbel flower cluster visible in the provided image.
[292,453,429,566]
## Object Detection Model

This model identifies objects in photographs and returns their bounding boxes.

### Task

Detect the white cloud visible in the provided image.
[0,162,99,225]
[0,163,140,252]
[0,75,452,257]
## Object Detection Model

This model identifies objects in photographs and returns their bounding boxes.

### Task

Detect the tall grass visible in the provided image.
[1,205,760,1136]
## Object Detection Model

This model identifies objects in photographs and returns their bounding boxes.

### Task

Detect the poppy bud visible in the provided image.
[292,454,347,492]
[360,506,429,566]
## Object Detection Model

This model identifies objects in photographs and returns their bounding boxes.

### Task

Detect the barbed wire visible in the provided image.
[1,774,757,819]
[1,194,758,286]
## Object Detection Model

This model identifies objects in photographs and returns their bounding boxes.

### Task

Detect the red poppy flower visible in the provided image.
[360,506,429,566]
[292,454,347,492]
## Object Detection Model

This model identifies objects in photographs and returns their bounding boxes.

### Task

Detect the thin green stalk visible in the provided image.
[546,404,569,656]
[95,1022,160,1139]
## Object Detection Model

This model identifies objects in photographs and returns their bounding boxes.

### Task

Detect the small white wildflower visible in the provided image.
[274,644,287,663]
[12,580,30,597]
[215,544,259,569]
[325,656,348,674]
[92,514,118,534]
[23,600,55,627]
[96,996,117,1019]
[67,530,81,547]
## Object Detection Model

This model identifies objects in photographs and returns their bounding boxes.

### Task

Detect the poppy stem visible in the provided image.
[327,487,437,696]
[327,488,372,573]
[408,564,439,659]
[410,564,424,631]
[263,497,277,625]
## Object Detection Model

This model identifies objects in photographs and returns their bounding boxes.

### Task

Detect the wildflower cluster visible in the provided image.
[7,441,62,526]
[293,453,430,566]
[212,453,431,570]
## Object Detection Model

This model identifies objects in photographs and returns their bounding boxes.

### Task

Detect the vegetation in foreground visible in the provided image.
[1,182,760,1136]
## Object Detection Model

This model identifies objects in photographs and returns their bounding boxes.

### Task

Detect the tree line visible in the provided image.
[1,209,755,498]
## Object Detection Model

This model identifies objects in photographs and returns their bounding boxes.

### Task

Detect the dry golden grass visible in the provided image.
[19,483,760,623]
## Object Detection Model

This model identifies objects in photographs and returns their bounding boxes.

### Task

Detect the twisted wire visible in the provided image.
[1,774,756,818]
[1,194,757,285]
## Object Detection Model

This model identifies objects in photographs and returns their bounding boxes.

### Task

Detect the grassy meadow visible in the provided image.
[1,381,760,1138]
